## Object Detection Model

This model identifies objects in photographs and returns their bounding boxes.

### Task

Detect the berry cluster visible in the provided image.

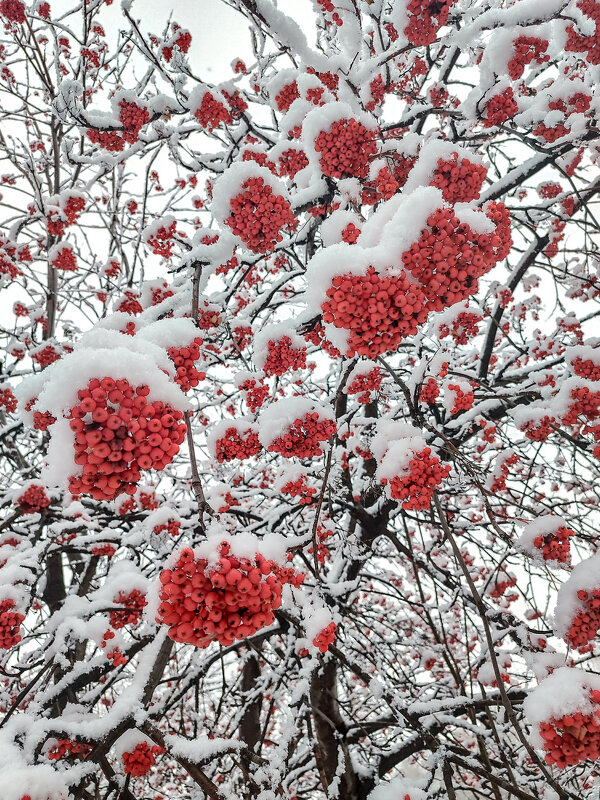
[162,28,192,62]
[563,386,600,428]
[87,100,150,152]
[263,336,307,376]
[67,377,186,501]
[363,166,399,204]
[0,600,24,649]
[167,338,205,392]
[110,589,147,629]
[420,378,440,404]
[275,81,300,112]
[214,426,261,462]
[47,193,85,236]
[314,118,378,179]
[341,222,361,243]
[278,148,309,179]
[507,36,549,79]
[571,357,600,381]
[322,267,428,358]
[17,484,50,514]
[313,622,337,653]
[447,383,474,414]
[153,518,181,537]
[540,692,600,767]
[346,367,382,404]
[51,243,77,271]
[404,0,453,46]
[438,310,482,345]
[0,0,25,23]
[0,386,17,413]
[566,590,600,650]
[48,739,92,761]
[239,377,269,413]
[31,344,63,367]
[157,544,304,647]
[225,177,297,253]
[566,0,600,65]
[431,154,487,203]
[382,447,450,510]
[482,88,518,128]
[402,206,510,312]
[146,219,177,258]
[281,476,317,504]
[122,741,164,776]
[521,415,554,442]
[533,526,574,564]
[268,412,336,459]
[194,91,234,131]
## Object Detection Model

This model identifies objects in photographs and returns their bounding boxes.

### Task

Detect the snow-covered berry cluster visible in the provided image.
[346,367,382,404]
[313,622,337,653]
[314,118,378,179]
[50,243,77,271]
[17,483,50,514]
[281,476,317,504]
[565,589,600,650]
[539,691,600,767]
[68,377,186,501]
[268,412,336,459]
[109,589,147,629]
[0,386,17,413]
[157,544,304,647]
[87,99,150,152]
[238,377,269,413]
[507,36,549,79]
[0,599,24,649]
[122,741,164,777]
[566,0,600,65]
[263,336,307,376]
[404,0,453,46]
[382,447,451,510]
[431,153,487,203]
[482,88,518,128]
[225,177,297,253]
[0,0,26,24]
[402,205,511,312]
[167,338,205,392]
[278,148,309,179]
[48,739,92,761]
[533,526,574,564]
[193,91,234,131]
[322,267,428,358]
[214,426,261,462]
[46,192,85,236]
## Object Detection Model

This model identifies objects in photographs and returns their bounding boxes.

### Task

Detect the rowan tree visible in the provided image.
[1,0,600,798]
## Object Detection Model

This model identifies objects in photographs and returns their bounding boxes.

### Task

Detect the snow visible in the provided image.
[0,761,69,800]
[256,396,334,447]
[165,733,241,761]
[368,778,426,800]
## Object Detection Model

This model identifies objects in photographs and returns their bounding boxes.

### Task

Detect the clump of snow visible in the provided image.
[368,778,426,800]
